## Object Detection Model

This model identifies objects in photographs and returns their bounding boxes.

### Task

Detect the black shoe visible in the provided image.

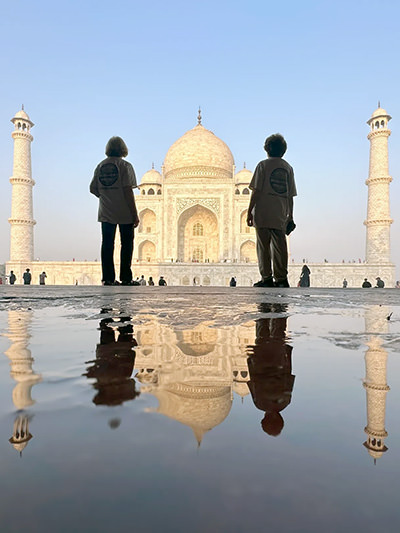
[274,278,290,288]
[121,280,135,286]
[253,277,274,287]
[103,280,120,286]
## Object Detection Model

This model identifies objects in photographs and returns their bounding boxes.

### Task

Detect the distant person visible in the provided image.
[90,136,139,286]
[342,278,348,288]
[148,276,155,286]
[229,277,237,287]
[395,280,400,289]
[158,276,167,286]
[39,271,47,285]
[362,278,372,288]
[23,268,31,285]
[247,134,296,288]
[139,275,146,286]
[299,264,310,287]
[9,271,16,285]
[375,277,385,288]
[247,303,295,437]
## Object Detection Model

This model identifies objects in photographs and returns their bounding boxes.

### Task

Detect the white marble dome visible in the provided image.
[163,124,234,180]
[14,109,30,120]
[235,168,252,185]
[372,107,388,118]
[140,167,162,185]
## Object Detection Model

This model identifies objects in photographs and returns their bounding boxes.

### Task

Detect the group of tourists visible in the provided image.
[7,269,47,285]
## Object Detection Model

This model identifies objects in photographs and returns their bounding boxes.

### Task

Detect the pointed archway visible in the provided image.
[177,205,219,262]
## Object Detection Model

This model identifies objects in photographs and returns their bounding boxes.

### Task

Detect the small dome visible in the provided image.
[14,109,30,120]
[235,168,253,185]
[11,108,34,127]
[372,107,388,118]
[140,168,162,185]
[163,124,234,180]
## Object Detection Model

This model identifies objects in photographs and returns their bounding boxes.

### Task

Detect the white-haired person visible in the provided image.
[90,136,139,285]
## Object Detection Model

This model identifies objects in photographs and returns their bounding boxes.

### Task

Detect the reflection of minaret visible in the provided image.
[363,306,390,462]
[4,310,42,454]
[9,107,36,262]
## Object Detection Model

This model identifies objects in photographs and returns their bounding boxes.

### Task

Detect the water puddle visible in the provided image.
[0,289,399,532]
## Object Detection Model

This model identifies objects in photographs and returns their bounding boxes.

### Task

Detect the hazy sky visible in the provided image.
[1,0,399,276]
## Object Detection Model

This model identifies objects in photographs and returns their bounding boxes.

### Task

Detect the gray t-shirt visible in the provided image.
[249,157,297,230]
[90,157,137,224]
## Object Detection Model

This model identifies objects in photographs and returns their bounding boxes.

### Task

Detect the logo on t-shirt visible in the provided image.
[99,163,119,187]
[270,168,288,194]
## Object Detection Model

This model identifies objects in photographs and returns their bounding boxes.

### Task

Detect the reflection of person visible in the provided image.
[247,304,295,436]
[9,271,16,285]
[299,264,311,287]
[23,269,31,285]
[90,137,139,286]
[84,313,140,406]
[247,134,297,288]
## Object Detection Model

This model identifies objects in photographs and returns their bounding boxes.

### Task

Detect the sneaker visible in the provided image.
[274,278,290,288]
[253,277,274,287]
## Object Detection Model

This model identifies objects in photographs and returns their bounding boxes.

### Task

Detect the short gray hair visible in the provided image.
[105,136,128,157]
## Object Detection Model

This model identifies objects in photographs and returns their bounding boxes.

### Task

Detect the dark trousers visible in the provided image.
[101,222,134,283]
[256,227,288,282]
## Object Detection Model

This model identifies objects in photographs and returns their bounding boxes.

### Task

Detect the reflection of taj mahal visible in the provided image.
[134,319,253,444]
[5,106,395,286]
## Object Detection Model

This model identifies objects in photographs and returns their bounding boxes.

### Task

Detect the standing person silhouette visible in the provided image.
[247,134,297,287]
[90,137,139,285]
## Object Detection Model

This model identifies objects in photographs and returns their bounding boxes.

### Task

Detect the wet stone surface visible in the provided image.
[0,286,400,533]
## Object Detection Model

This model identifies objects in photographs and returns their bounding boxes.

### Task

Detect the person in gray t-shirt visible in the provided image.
[247,134,296,288]
[90,137,139,285]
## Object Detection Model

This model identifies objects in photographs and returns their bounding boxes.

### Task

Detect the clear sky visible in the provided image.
[1,0,399,277]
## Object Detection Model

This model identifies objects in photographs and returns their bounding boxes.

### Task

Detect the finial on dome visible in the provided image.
[243,162,246,169]
[22,104,24,111]
[152,162,154,169]
[197,106,202,125]
[378,100,381,108]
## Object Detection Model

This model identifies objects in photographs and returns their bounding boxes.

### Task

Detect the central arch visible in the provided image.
[177,205,219,262]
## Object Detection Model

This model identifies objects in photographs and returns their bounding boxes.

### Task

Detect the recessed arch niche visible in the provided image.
[177,204,219,262]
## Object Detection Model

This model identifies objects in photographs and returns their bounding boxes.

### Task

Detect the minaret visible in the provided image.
[365,105,393,263]
[362,306,390,463]
[9,107,36,262]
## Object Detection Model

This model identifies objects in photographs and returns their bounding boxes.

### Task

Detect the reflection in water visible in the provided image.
[363,306,390,462]
[134,320,253,445]
[84,313,140,408]
[4,310,42,455]
[247,304,295,437]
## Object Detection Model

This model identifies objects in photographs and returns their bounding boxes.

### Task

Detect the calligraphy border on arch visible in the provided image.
[176,198,220,215]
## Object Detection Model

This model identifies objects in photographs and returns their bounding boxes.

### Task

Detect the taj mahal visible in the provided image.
[5,106,395,286]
